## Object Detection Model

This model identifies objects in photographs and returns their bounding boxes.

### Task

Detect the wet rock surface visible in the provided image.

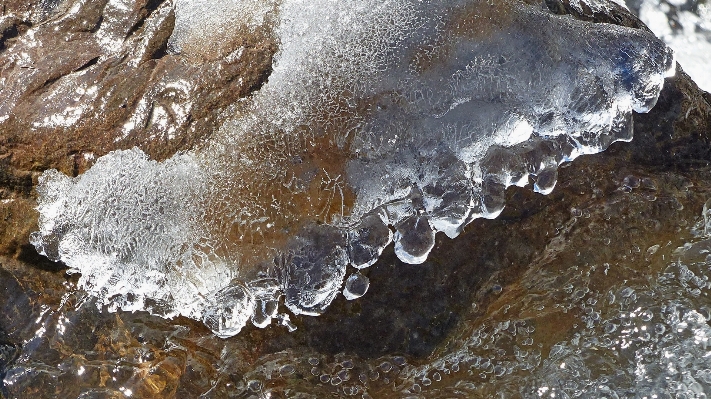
[0,0,275,258]
[0,0,711,398]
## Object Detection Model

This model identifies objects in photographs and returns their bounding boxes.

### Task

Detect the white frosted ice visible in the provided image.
[31,0,675,337]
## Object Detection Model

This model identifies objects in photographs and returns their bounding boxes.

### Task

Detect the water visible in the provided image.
[6,159,711,397]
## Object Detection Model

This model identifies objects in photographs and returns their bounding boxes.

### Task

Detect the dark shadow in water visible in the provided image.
[260,192,552,360]
[16,243,67,273]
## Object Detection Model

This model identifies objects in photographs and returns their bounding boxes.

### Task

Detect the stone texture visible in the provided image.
[0,0,275,258]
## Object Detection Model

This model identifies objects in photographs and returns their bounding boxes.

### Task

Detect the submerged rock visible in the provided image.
[0,0,709,397]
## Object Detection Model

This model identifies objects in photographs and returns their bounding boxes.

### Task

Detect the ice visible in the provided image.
[393,216,436,265]
[201,281,255,338]
[619,0,711,91]
[343,273,370,300]
[347,213,393,269]
[32,0,675,337]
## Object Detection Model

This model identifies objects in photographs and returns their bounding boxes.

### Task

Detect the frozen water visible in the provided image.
[618,0,711,91]
[343,273,370,300]
[31,0,675,337]
[393,216,436,265]
[348,213,393,269]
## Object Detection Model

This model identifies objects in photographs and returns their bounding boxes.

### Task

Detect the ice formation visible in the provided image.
[617,0,711,91]
[31,0,675,337]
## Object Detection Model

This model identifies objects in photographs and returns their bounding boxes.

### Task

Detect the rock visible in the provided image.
[0,0,275,257]
[0,0,710,398]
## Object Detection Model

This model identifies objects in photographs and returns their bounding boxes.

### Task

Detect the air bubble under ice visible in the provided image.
[31,0,675,337]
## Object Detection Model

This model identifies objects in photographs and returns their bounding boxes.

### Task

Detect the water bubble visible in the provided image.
[641,177,657,191]
[247,380,263,392]
[655,323,666,334]
[337,369,350,381]
[279,364,295,377]
[622,175,640,190]
[380,362,393,372]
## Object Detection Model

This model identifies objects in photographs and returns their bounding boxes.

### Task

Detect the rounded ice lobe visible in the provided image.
[343,273,370,300]
[31,0,676,337]
[281,226,349,316]
[202,281,255,338]
[348,213,393,269]
[394,216,436,265]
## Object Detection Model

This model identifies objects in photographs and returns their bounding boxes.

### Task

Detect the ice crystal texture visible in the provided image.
[31,0,675,337]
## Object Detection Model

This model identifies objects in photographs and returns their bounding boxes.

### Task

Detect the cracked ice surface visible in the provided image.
[31,0,675,337]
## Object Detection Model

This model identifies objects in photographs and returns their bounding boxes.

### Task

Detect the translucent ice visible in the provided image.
[31,0,675,337]
[617,0,711,91]
[343,273,370,301]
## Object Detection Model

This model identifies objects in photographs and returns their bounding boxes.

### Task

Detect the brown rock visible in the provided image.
[0,0,276,257]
